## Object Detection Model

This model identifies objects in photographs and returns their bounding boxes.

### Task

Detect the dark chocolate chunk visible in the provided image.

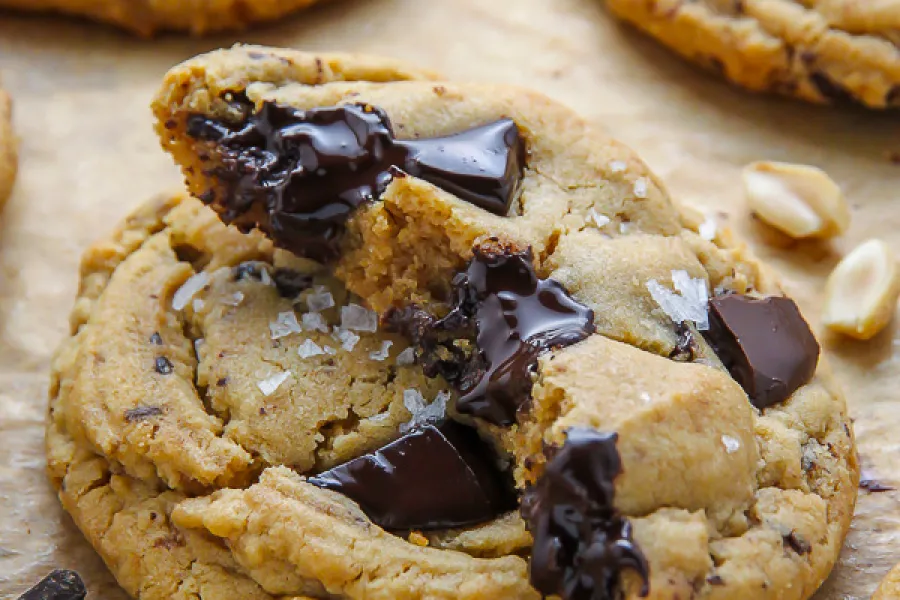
[149,332,163,345]
[308,421,514,530]
[669,322,696,362]
[154,356,174,375]
[186,102,525,261]
[18,570,86,600]
[124,406,164,422]
[522,428,649,600]
[271,267,312,298]
[704,294,819,410]
[387,241,594,425]
[887,85,900,107]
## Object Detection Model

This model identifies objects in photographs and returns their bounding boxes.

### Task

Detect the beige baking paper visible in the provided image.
[0,0,898,597]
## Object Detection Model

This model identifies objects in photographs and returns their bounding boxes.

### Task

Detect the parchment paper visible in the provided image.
[0,0,898,597]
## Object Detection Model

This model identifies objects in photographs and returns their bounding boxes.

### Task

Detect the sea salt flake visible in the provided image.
[609,160,627,173]
[646,269,710,330]
[633,177,649,199]
[306,289,335,312]
[590,208,610,228]
[298,339,325,358]
[369,340,393,361]
[257,370,290,396]
[368,412,392,424]
[259,269,273,286]
[172,272,209,311]
[302,312,329,333]
[270,311,302,339]
[334,327,361,351]
[323,345,338,355]
[699,216,717,241]
[223,291,245,306]
[639,392,651,403]
[400,389,450,433]
[619,222,634,234]
[341,303,378,332]
[194,338,205,355]
[192,298,205,312]
[396,347,416,366]
[721,435,741,454]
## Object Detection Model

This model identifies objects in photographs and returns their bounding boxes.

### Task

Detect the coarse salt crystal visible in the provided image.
[400,389,450,433]
[341,303,378,332]
[721,435,741,454]
[609,160,627,173]
[396,347,416,366]
[368,412,392,424]
[699,216,717,241]
[323,345,338,355]
[302,312,329,333]
[194,338,205,355]
[633,177,649,199]
[646,270,710,330]
[192,298,205,312]
[223,291,244,306]
[306,289,335,312]
[270,311,302,339]
[369,340,393,361]
[590,208,610,228]
[639,392,651,403]
[258,370,290,396]
[172,272,209,311]
[259,269,273,286]
[334,327,360,351]
[298,339,326,358]
[619,222,634,234]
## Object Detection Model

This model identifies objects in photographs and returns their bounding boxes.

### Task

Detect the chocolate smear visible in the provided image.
[308,421,515,530]
[522,428,649,600]
[704,295,819,410]
[18,570,86,600]
[387,241,594,425]
[186,102,525,261]
[860,469,895,492]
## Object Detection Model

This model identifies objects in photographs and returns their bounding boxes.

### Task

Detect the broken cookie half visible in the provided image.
[46,46,858,600]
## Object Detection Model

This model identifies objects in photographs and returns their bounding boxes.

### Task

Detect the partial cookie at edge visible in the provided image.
[0,82,17,208]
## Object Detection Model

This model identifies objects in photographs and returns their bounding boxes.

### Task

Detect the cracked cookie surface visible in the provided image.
[605,0,900,108]
[48,47,857,600]
[0,81,16,209]
[0,0,327,36]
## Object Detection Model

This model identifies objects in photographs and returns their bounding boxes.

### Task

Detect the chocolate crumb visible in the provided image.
[186,102,525,261]
[259,407,267,416]
[271,268,313,298]
[149,332,163,345]
[154,356,174,375]
[860,470,895,492]
[783,531,811,555]
[124,406,163,422]
[523,428,649,600]
[18,570,86,600]
[669,322,696,362]
[707,574,725,586]
[216,377,229,387]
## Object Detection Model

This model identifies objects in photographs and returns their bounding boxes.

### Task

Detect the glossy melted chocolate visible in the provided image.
[387,241,595,426]
[186,102,525,261]
[308,421,515,530]
[523,428,649,600]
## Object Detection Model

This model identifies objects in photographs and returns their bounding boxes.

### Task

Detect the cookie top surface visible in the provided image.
[0,82,16,209]
[605,0,900,109]
[49,47,857,600]
[0,0,326,36]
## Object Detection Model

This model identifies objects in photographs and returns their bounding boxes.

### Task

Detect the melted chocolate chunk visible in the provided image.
[705,295,819,410]
[308,421,515,530]
[187,102,525,261]
[387,242,595,426]
[271,267,312,298]
[18,570,86,600]
[522,429,649,600]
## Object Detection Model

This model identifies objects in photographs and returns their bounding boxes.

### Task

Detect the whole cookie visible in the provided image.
[49,47,857,600]
[0,81,16,208]
[876,563,900,600]
[0,0,327,36]
[605,0,900,108]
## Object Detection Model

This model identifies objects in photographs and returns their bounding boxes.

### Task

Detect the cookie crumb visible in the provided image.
[172,272,209,310]
[408,531,429,546]
[298,339,326,358]
[721,435,741,454]
[369,340,393,361]
[257,370,291,396]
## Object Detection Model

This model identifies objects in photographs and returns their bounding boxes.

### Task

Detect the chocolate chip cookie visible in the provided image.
[0,0,326,36]
[605,0,900,108]
[0,81,16,208]
[49,46,857,600]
